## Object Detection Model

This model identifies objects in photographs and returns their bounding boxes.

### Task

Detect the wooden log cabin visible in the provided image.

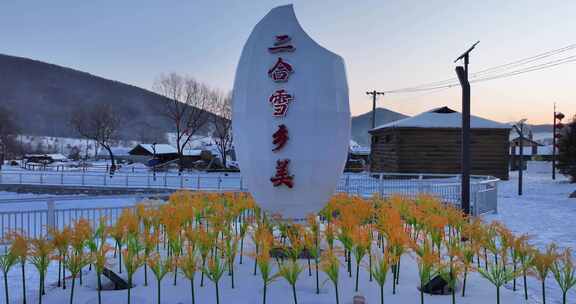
[369,107,511,180]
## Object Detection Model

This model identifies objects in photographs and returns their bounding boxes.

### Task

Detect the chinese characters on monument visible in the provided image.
[268,34,296,53]
[268,58,293,82]
[270,159,294,188]
[272,124,289,152]
[268,89,294,117]
[268,35,295,188]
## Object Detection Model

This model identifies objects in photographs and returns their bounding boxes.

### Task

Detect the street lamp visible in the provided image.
[151,142,157,181]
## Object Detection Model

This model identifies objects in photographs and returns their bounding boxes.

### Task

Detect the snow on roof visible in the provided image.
[137,144,177,155]
[371,106,510,131]
[111,147,132,156]
[45,153,68,160]
[183,148,219,157]
[25,153,68,160]
[183,149,203,156]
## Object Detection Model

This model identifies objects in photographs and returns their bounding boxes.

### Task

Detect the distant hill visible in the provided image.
[0,54,213,142]
[529,124,553,133]
[351,108,408,146]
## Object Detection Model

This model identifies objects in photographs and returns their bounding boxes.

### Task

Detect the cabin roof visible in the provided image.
[371,106,511,131]
[129,144,177,155]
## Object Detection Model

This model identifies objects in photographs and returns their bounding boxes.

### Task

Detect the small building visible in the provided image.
[347,140,370,172]
[24,153,68,164]
[510,136,541,155]
[128,144,178,164]
[369,107,511,180]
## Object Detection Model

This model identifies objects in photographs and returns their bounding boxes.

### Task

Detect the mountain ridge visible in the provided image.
[0,53,189,142]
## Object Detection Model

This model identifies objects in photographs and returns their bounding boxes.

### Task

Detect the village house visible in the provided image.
[369,106,511,179]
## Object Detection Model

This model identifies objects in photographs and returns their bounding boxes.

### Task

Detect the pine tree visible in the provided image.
[557,115,576,182]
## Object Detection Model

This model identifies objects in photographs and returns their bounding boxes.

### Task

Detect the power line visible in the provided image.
[383,53,576,94]
[472,43,576,76]
[383,43,576,94]
[471,55,576,84]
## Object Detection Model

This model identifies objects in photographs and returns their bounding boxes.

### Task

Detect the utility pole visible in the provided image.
[152,142,157,181]
[454,41,479,216]
[513,120,527,195]
[366,90,385,129]
[0,139,4,171]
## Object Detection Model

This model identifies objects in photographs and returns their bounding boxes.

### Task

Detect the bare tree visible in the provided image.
[211,91,233,169]
[70,103,121,174]
[0,106,20,168]
[154,73,212,173]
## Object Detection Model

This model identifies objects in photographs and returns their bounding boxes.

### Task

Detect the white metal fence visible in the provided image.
[0,171,499,242]
[0,171,244,191]
[0,195,160,245]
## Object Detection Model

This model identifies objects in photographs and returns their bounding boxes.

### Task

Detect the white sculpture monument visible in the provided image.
[232,4,350,219]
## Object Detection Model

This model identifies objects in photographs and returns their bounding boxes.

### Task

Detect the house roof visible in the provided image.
[510,137,543,146]
[25,153,68,160]
[371,106,511,131]
[134,144,177,155]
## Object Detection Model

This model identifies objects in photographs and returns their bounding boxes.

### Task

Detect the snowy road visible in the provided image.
[485,161,576,303]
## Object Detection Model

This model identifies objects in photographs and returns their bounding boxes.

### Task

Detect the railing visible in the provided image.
[0,171,245,191]
[337,173,499,216]
[0,171,499,242]
[0,195,162,244]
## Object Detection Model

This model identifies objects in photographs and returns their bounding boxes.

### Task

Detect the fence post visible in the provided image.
[218,177,222,190]
[493,181,498,214]
[197,176,201,190]
[345,175,350,193]
[180,175,184,189]
[126,174,129,186]
[103,173,107,186]
[147,175,150,188]
[40,172,43,184]
[473,184,479,216]
[46,200,56,239]
[61,172,64,185]
[379,174,384,197]
[82,173,85,186]
[164,174,167,187]
[19,172,22,184]
[240,176,243,191]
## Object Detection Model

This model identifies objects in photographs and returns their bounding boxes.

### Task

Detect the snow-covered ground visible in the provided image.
[485,161,576,303]
[1,161,574,303]
[2,234,527,304]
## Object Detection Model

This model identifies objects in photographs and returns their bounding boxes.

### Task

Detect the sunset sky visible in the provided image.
[1,0,575,124]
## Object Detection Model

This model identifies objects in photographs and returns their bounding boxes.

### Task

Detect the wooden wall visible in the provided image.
[369,127,510,180]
